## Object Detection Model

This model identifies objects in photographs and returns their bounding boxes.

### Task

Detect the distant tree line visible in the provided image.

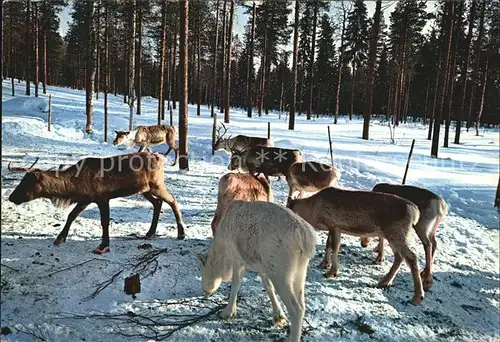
[2,0,499,161]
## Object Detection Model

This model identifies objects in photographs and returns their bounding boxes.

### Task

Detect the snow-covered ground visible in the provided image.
[1,80,499,341]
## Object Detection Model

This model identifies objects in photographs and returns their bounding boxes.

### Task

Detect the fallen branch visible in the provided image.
[1,263,20,272]
[42,258,109,278]
[84,269,124,301]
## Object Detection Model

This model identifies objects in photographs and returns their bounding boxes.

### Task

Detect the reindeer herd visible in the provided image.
[7,124,448,342]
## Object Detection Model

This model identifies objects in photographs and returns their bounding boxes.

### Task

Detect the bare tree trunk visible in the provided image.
[428,53,441,140]
[307,2,318,120]
[196,15,201,116]
[10,2,15,96]
[210,0,220,117]
[104,2,109,143]
[85,0,96,134]
[223,0,235,123]
[467,0,485,132]
[362,0,382,140]
[95,2,100,100]
[423,80,430,125]
[431,2,454,158]
[246,1,256,118]
[475,56,488,136]
[158,0,167,124]
[219,0,227,113]
[289,0,300,130]
[128,0,136,131]
[171,24,177,110]
[334,1,347,124]
[350,62,355,120]
[258,25,267,117]
[34,2,39,97]
[25,0,31,96]
[454,1,476,143]
[178,0,189,170]
[136,1,142,115]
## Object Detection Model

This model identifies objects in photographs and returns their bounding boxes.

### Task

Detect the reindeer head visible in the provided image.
[197,245,232,297]
[113,131,131,146]
[8,159,43,205]
[213,123,231,151]
[228,148,248,171]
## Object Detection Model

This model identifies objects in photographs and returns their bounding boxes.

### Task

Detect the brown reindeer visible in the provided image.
[8,152,185,254]
[213,123,273,153]
[211,172,273,236]
[359,183,448,290]
[229,146,304,178]
[287,161,341,199]
[113,125,178,166]
[287,187,424,305]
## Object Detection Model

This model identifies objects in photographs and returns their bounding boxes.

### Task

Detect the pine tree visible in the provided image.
[344,0,369,119]
[246,1,256,118]
[85,0,96,134]
[224,0,235,123]
[289,0,300,130]
[315,13,335,115]
[178,0,189,170]
[25,0,31,96]
[362,0,382,140]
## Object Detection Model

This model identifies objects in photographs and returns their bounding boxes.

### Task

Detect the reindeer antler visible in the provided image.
[7,157,40,173]
[215,123,229,141]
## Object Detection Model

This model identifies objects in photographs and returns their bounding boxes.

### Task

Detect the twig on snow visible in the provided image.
[41,258,109,278]
[1,263,20,272]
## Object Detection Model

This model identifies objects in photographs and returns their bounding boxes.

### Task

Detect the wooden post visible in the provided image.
[169,104,173,126]
[495,176,500,209]
[402,139,416,185]
[267,122,271,140]
[327,126,333,166]
[48,94,52,132]
[212,113,217,155]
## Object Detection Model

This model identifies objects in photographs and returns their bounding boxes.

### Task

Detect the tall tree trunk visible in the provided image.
[136,1,142,115]
[443,10,460,148]
[334,1,347,124]
[104,2,109,142]
[10,2,15,96]
[196,16,201,116]
[350,61,355,120]
[25,0,31,96]
[171,24,177,110]
[85,0,96,134]
[95,2,100,100]
[219,0,227,113]
[258,24,267,117]
[289,0,300,130]
[246,1,256,118]
[34,1,39,97]
[467,0,485,132]
[475,56,488,136]
[428,52,441,140]
[128,0,136,131]
[423,80,430,125]
[42,1,47,94]
[454,0,476,144]
[210,0,220,117]
[362,0,382,140]
[223,0,235,123]
[178,0,189,170]
[431,2,454,158]
[158,0,167,124]
[307,3,318,120]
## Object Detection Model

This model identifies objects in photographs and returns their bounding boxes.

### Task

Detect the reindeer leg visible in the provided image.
[143,193,163,239]
[156,187,186,239]
[164,146,173,156]
[324,229,341,278]
[93,201,111,254]
[54,202,89,245]
[171,148,179,167]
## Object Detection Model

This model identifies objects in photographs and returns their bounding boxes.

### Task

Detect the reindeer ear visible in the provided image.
[286,196,293,208]
[197,253,207,267]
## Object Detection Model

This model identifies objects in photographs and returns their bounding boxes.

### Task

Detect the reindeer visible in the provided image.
[213,123,273,153]
[113,125,178,166]
[198,200,316,342]
[211,172,273,236]
[229,146,304,178]
[287,187,425,305]
[287,161,341,200]
[358,183,448,290]
[7,153,186,254]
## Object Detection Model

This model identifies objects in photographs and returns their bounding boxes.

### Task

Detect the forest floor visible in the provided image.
[1,80,499,341]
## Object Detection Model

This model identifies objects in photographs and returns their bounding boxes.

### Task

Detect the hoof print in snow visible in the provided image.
[137,243,153,250]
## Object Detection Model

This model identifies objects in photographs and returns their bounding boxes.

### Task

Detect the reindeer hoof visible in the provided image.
[377,280,392,288]
[273,315,287,328]
[177,234,186,240]
[411,295,424,305]
[93,246,110,254]
[143,234,155,240]
[323,271,337,278]
[53,238,66,246]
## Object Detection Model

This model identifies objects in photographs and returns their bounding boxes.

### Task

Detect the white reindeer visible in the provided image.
[198,200,316,342]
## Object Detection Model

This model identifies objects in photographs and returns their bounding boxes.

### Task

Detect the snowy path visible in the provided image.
[1,81,499,341]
